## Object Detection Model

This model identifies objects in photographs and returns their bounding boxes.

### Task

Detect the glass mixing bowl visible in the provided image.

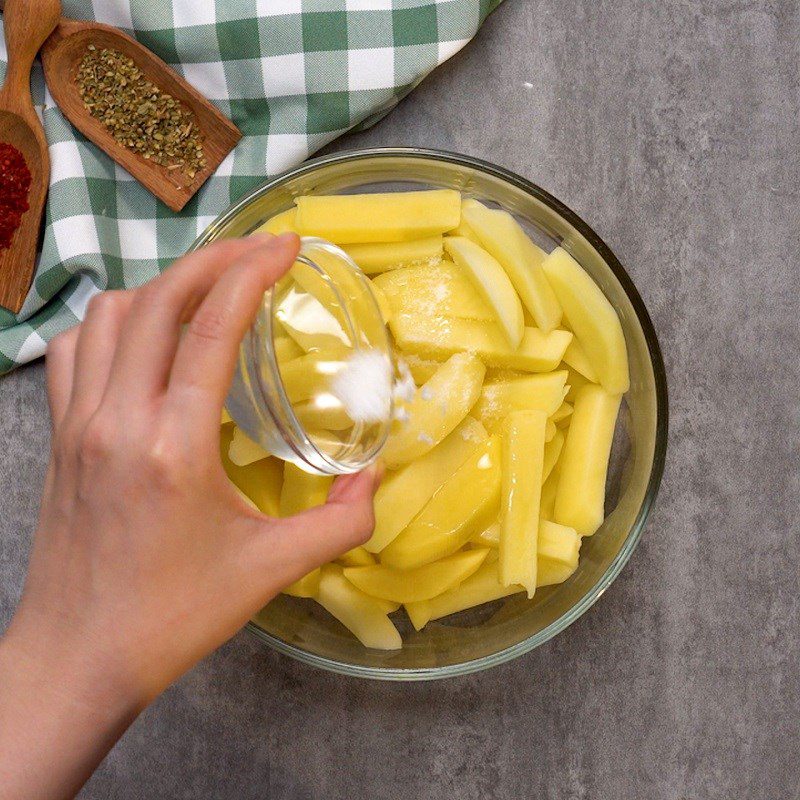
[190,148,668,680]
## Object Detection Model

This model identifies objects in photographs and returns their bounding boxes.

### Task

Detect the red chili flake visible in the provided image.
[0,143,33,250]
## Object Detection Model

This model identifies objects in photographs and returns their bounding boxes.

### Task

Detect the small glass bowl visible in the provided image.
[226,237,395,475]
[190,148,669,680]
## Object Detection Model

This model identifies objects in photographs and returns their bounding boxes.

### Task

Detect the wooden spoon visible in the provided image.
[0,0,60,313]
[39,12,241,213]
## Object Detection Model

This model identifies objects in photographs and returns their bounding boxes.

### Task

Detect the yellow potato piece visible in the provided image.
[554,384,622,536]
[444,236,524,347]
[562,336,599,383]
[564,366,592,403]
[381,352,485,469]
[390,314,572,372]
[221,407,233,425]
[542,429,565,483]
[537,557,577,587]
[344,548,489,604]
[337,547,377,568]
[273,333,304,363]
[539,463,560,518]
[499,410,547,596]
[294,399,353,432]
[255,207,298,236]
[366,417,488,553]
[343,236,444,274]
[471,521,501,548]
[367,279,392,323]
[316,565,402,650]
[279,462,333,517]
[538,520,581,567]
[381,436,502,570]
[405,561,523,630]
[461,199,562,332]
[228,425,271,466]
[550,402,574,426]
[283,569,321,599]
[402,354,444,385]
[542,247,629,393]
[220,427,283,516]
[374,261,494,321]
[278,350,347,403]
[447,217,481,244]
[295,190,461,244]
[473,371,568,432]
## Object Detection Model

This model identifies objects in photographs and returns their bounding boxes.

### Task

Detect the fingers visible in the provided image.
[45,327,78,430]
[67,291,135,420]
[166,233,300,431]
[105,235,280,404]
[249,464,382,584]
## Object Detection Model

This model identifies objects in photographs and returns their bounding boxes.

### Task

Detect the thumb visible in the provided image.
[251,464,383,588]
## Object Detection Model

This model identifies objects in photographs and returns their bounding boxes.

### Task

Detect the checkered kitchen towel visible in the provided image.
[0,0,501,374]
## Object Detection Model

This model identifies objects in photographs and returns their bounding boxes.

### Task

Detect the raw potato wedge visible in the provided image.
[366,417,488,553]
[538,520,581,567]
[542,429,566,483]
[381,352,485,469]
[448,217,481,244]
[279,462,333,517]
[461,199,562,332]
[381,436,502,570]
[537,558,577,587]
[389,314,572,372]
[284,569,322,599]
[405,561,523,630]
[562,337,599,383]
[222,429,283,517]
[564,366,592,403]
[368,279,392,323]
[343,236,443,273]
[229,426,271,466]
[540,463,560,518]
[542,247,629,393]
[554,384,622,536]
[444,236,525,347]
[473,371,568,431]
[273,333,304,363]
[337,547,377,568]
[472,521,501,548]
[316,565,402,650]
[374,261,494,321]
[403,354,444,385]
[550,402,574,426]
[278,350,348,403]
[344,548,489,604]
[256,207,298,235]
[499,410,547,596]
[295,190,461,244]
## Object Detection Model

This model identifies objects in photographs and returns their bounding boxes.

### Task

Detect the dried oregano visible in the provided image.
[77,45,207,178]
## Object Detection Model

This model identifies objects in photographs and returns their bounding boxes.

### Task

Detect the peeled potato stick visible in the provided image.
[471,521,501,548]
[542,247,629,393]
[279,462,333,517]
[316,565,402,650]
[542,429,565,483]
[254,207,298,236]
[402,354,444,385]
[461,199,562,332]
[499,411,547,595]
[343,549,489,604]
[538,520,581,567]
[447,217,481,244]
[229,426,271,466]
[283,569,322,599]
[337,547,377,568]
[389,314,572,372]
[381,436,502,569]
[444,236,525,347]
[562,337,599,383]
[343,236,443,273]
[540,463,560,517]
[550,402,574,426]
[365,417,488,553]
[221,426,283,516]
[374,261,494,321]
[295,190,461,244]
[367,279,392,323]
[472,371,568,431]
[554,384,622,536]
[221,407,233,425]
[537,557,578,587]
[381,352,485,468]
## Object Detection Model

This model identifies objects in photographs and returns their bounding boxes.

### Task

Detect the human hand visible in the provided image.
[3,233,380,726]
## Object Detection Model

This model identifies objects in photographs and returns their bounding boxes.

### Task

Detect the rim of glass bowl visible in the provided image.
[189,147,669,682]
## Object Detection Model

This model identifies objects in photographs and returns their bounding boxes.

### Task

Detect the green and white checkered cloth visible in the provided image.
[0,0,501,374]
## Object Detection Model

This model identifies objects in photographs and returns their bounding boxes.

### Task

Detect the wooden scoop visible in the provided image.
[0,0,60,313]
[39,14,241,213]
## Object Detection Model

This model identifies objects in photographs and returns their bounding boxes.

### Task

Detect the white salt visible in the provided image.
[331,349,392,424]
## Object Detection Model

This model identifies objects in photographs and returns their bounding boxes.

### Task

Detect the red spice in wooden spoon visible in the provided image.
[0,142,32,250]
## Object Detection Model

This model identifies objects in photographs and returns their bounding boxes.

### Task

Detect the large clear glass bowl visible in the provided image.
[190,148,668,681]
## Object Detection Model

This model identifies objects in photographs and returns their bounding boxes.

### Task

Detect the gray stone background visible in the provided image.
[1,1,799,797]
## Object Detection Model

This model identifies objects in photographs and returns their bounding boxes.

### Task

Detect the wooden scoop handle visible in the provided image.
[0,0,61,107]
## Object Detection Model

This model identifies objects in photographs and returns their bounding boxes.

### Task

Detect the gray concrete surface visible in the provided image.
[2,1,799,798]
